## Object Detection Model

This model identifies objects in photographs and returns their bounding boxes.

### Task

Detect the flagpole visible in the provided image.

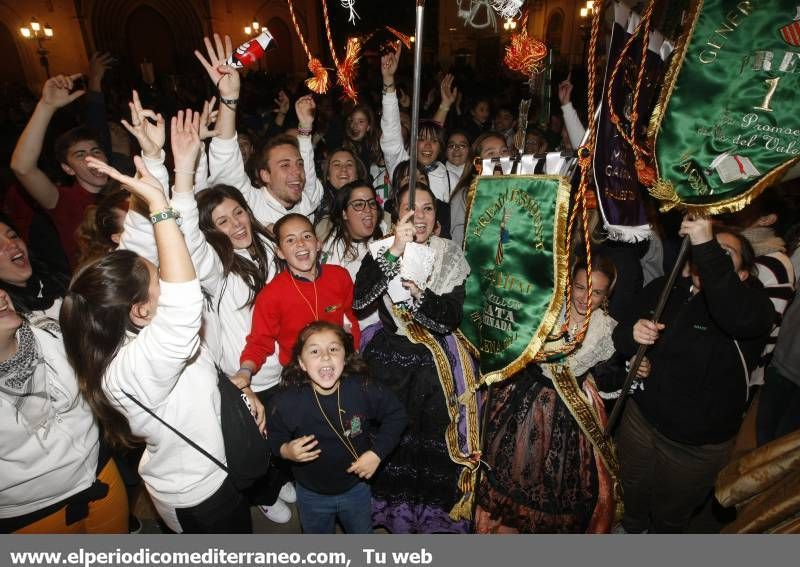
[407,0,426,210]
[604,235,691,434]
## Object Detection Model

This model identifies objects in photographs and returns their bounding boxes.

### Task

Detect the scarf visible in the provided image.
[0,320,53,436]
[742,227,786,257]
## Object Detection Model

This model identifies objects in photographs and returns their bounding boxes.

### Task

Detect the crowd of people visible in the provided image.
[1,33,798,535]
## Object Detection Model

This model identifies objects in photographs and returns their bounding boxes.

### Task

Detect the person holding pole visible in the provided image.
[612,215,775,533]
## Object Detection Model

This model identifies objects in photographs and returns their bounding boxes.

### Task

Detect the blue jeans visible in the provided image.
[295,482,373,533]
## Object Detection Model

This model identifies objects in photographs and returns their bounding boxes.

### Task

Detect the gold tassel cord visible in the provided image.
[605,0,658,186]
[287,0,330,93]
[536,3,602,360]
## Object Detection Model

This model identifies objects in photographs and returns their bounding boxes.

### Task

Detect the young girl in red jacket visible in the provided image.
[235,213,361,388]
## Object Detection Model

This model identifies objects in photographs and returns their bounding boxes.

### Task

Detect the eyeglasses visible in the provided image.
[447,143,468,150]
[348,198,378,211]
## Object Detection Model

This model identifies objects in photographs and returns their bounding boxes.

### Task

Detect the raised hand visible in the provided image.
[88,52,114,92]
[120,90,165,159]
[390,210,415,257]
[558,72,573,106]
[170,109,202,173]
[381,44,402,84]
[440,74,458,108]
[194,34,240,100]
[295,94,316,129]
[86,155,167,212]
[199,97,219,140]
[40,74,85,109]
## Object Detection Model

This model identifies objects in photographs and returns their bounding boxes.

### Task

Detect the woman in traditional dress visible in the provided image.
[475,255,649,533]
[353,183,481,533]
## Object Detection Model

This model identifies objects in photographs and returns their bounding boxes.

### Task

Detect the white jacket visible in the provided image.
[171,191,283,392]
[102,279,227,532]
[380,92,458,203]
[0,322,100,518]
[207,134,322,226]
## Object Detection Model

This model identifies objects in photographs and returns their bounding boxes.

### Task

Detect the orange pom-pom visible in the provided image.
[306,58,330,94]
[504,30,548,77]
[337,37,362,103]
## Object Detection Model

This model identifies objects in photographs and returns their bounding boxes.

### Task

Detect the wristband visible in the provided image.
[173,168,195,176]
[149,208,182,226]
[382,83,395,94]
[238,367,253,378]
[297,126,313,137]
[438,105,451,111]
[384,250,400,263]
[220,96,239,107]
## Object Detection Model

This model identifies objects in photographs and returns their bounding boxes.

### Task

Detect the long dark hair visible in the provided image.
[280,321,371,388]
[324,181,383,262]
[343,105,381,167]
[0,213,68,314]
[59,250,150,450]
[196,185,274,309]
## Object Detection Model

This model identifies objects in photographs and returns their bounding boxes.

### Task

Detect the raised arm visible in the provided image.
[84,52,116,157]
[295,94,324,215]
[379,45,409,180]
[117,91,168,264]
[170,109,224,292]
[196,35,256,197]
[10,74,85,209]
[432,74,458,126]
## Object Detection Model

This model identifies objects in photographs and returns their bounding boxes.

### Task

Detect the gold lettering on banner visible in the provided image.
[754,77,781,112]
[678,153,710,195]
[697,2,757,65]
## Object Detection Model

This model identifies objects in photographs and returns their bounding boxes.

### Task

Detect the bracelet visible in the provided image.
[384,250,400,263]
[149,208,182,226]
[382,83,395,94]
[438,105,451,111]
[220,96,239,106]
[173,168,195,176]
[297,126,313,137]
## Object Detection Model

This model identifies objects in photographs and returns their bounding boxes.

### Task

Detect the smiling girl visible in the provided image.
[237,213,361,385]
[353,184,481,533]
[267,321,406,533]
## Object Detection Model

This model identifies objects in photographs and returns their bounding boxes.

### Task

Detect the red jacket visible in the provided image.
[241,265,361,370]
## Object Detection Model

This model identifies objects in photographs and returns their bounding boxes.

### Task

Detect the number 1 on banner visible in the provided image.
[754,77,780,112]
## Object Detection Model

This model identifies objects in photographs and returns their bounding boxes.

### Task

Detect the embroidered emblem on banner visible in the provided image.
[779,8,800,46]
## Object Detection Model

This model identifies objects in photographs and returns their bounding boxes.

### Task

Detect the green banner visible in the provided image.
[459,175,571,384]
[649,0,800,214]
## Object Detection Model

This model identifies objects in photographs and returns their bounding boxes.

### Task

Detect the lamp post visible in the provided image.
[20,18,54,78]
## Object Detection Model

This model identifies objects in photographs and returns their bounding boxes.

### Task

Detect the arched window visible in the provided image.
[546,10,564,55]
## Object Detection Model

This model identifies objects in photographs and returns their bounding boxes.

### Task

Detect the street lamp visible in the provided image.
[244,20,261,36]
[503,19,518,31]
[19,17,54,78]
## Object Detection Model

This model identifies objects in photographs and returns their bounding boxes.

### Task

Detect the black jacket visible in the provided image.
[267,375,407,495]
[613,239,775,445]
